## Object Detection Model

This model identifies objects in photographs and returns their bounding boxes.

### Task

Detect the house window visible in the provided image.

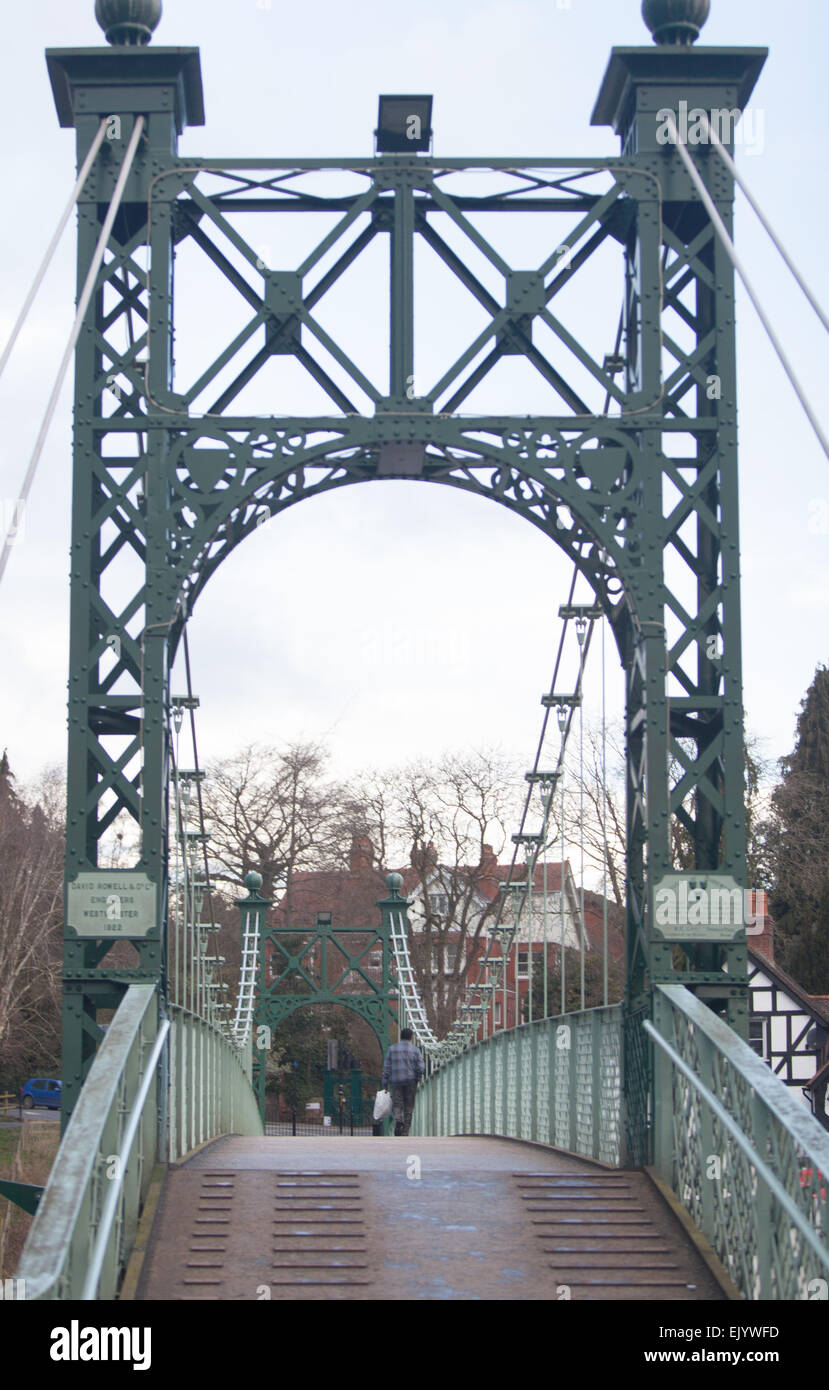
[749,1016,767,1060]
[429,893,449,916]
[431,944,459,975]
[495,1001,502,1027]
[517,949,529,978]
[369,950,382,968]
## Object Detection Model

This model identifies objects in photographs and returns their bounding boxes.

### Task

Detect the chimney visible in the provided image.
[349,835,374,872]
[478,844,499,898]
[410,840,438,871]
[749,889,774,963]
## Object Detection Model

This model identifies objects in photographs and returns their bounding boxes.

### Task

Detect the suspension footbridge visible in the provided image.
[2,0,829,1313]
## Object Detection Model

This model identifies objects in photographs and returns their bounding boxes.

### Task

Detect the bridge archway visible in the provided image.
[55,11,761,1152]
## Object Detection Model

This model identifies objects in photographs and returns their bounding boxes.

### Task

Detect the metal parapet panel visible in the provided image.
[650,984,829,1301]
[411,1007,625,1168]
[16,987,262,1299]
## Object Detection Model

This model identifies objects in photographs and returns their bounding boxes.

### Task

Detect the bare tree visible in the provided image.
[557,718,772,901]
[557,720,627,909]
[201,741,345,906]
[0,756,64,1074]
[345,749,522,1035]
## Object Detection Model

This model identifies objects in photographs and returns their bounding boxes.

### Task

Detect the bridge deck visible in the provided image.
[134,1136,724,1301]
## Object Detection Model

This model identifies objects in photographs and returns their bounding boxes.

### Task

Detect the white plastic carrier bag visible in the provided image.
[373,1088,393,1121]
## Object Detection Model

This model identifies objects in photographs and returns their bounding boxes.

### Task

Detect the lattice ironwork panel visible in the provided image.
[653,985,829,1301]
[599,1020,623,1165]
[554,1038,571,1149]
[520,1032,534,1140]
[414,1011,623,1167]
[535,1028,551,1141]
[575,1016,595,1154]
[505,1042,518,1137]
[624,1002,652,1166]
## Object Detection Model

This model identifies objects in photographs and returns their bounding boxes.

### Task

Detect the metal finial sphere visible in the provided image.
[386,872,404,892]
[95,0,162,45]
[642,0,710,45]
[244,870,263,893]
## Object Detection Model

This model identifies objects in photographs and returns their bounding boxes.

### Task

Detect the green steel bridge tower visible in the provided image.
[51,0,761,1160]
[12,0,829,1307]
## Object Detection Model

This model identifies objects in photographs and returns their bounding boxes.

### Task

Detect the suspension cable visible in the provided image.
[0,119,108,383]
[579,672,585,1010]
[702,116,829,337]
[0,116,146,587]
[168,631,251,1041]
[452,564,603,1047]
[601,610,608,1007]
[182,626,218,941]
[560,741,566,1014]
[663,114,829,463]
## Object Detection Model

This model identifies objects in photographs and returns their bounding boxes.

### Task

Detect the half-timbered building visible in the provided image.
[748,945,829,1127]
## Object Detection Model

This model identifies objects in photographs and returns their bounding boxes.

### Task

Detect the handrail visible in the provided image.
[80,1018,170,1300]
[644,1016,829,1271]
[19,985,263,1298]
[167,1003,262,1161]
[17,984,160,1300]
[654,983,829,1176]
[651,983,829,1299]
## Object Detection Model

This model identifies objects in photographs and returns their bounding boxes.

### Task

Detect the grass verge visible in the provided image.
[0,1121,61,1280]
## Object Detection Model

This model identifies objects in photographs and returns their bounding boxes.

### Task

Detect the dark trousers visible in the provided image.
[390,1081,417,1135]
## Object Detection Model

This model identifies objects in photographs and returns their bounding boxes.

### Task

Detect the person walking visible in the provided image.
[381,1027,425,1136]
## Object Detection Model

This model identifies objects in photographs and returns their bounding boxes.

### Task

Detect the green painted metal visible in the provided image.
[255,887,400,1121]
[16,984,162,1300]
[649,984,829,1300]
[0,1180,43,1216]
[48,9,770,1195]
[167,1004,262,1162]
[411,1005,624,1167]
[16,982,262,1299]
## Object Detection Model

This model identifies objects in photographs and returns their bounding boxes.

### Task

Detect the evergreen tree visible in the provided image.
[0,748,19,814]
[769,666,829,989]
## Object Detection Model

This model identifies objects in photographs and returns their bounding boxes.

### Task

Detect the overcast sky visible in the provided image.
[0,0,827,828]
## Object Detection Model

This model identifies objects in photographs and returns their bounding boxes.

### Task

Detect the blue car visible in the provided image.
[21,1078,61,1110]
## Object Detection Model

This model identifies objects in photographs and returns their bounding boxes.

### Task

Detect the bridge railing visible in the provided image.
[168,1004,262,1161]
[16,984,164,1300]
[411,1005,624,1166]
[17,985,262,1299]
[649,984,829,1301]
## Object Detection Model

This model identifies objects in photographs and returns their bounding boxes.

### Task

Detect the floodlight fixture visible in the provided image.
[376,94,433,153]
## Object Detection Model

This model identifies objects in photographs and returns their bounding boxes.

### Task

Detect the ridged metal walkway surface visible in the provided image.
[134,1136,724,1301]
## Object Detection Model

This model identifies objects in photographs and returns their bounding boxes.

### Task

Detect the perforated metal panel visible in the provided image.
[651,985,829,1301]
[411,1007,624,1166]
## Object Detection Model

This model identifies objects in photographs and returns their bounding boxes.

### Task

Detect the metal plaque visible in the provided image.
[650,874,759,943]
[66,872,157,938]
